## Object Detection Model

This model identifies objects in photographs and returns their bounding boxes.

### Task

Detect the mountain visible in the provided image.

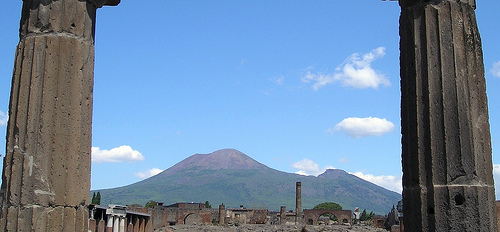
[95,149,400,214]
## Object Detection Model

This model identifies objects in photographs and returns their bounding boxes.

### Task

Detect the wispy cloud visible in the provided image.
[92,145,144,163]
[302,47,390,90]
[292,159,334,176]
[351,171,402,193]
[339,157,349,163]
[135,168,163,179]
[274,76,285,85]
[491,61,500,78]
[0,111,8,126]
[333,117,395,138]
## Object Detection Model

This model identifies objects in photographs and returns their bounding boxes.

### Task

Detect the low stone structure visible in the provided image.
[225,207,268,225]
[303,209,352,225]
[89,204,151,232]
[145,202,217,228]
[371,215,387,229]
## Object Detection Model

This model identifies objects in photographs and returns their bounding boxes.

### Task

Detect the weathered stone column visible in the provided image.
[280,206,286,225]
[295,182,302,224]
[0,0,119,231]
[399,0,497,231]
[107,216,114,232]
[218,204,225,225]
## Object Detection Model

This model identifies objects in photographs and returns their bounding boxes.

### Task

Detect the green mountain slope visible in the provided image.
[95,149,400,214]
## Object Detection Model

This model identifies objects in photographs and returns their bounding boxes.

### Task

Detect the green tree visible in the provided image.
[96,192,101,205]
[91,192,101,205]
[360,209,375,221]
[145,200,158,208]
[312,202,342,210]
[313,202,342,221]
[91,192,97,204]
[204,201,212,209]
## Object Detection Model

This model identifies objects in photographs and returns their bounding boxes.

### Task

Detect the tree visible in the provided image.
[96,192,101,205]
[313,202,342,210]
[313,202,342,221]
[91,192,101,205]
[145,200,158,208]
[91,192,96,204]
[360,209,375,221]
[204,201,212,209]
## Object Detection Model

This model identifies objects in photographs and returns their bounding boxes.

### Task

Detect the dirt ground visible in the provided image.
[155,224,388,232]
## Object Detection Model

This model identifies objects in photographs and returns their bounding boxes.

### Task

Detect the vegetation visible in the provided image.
[145,200,158,208]
[91,192,101,205]
[313,202,342,210]
[204,201,212,209]
[360,209,375,221]
[313,202,342,221]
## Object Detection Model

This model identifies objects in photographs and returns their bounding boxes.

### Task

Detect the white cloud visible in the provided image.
[351,171,402,193]
[302,47,390,90]
[492,61,500,78]
[339,157,349,163]
[334,117,395,138]
[292,159,334,176]
[274,76,285,85]
[92,145,144,163]
[0,111,8,126]
[135,168,163,179]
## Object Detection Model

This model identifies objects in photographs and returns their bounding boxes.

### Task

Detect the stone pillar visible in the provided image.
[280,206,286,225]
[107,215,114,232]
[0,0,119,231]
[139,219,145,232]
[119,217,125,232]
[295,182,302,224]
[113,216,120,232]
[145,218,151,232]
[399,0,497,231]
[98,219,106,232]
[218,204,226,225]
[133,218,140,232]
[89,219,96,232]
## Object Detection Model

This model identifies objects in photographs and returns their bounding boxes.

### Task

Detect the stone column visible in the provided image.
[113,216,120,232]
[295,182,302,224]
[119,217,125,232]
[106,215,114,232]
[0,0,119,231]
[280,206,286,225]
[218,204,226,225]
[399,0,497,231]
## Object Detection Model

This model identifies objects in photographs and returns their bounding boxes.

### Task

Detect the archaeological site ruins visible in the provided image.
[0,0,497,231]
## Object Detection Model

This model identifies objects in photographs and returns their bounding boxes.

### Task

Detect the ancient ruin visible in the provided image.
[399,0,497,231]
[1,0,497,231]
[0,0,119,230]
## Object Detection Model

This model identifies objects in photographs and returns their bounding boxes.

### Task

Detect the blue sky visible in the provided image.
[1,1,499,198]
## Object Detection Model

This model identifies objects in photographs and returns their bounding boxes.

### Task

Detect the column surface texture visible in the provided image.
[0,0,118,231]
[295,182,302,224]
[399,0,496,231]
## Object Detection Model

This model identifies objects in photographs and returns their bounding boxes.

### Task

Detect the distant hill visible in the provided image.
[95,149,400,214]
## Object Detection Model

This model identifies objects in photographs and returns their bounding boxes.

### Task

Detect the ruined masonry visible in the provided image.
[0,0,119,231]
[399,0,497,231]
[1,0,498,231]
